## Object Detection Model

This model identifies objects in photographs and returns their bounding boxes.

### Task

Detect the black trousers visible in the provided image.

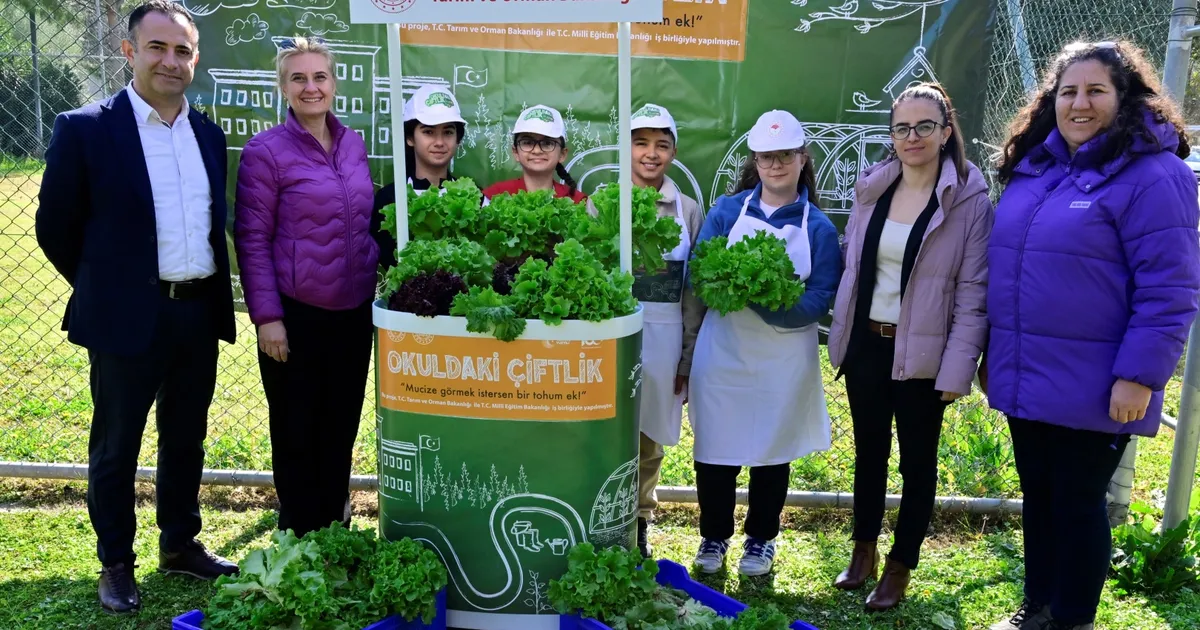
[1009,416,1130,625]
[844,332,946,570]
[695,462,790,541]
[260,295,373,538]
[87,292,218,566]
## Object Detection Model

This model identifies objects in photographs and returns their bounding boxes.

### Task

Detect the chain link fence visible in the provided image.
[0,1,1177,504]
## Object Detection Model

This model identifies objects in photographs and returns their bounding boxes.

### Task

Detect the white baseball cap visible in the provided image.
[513,104,566,141]
[631,103,677,141]
[747,110,806,152]
[404,85,466,126]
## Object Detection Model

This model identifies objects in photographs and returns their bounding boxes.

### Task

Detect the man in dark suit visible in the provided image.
[35,0,238,614]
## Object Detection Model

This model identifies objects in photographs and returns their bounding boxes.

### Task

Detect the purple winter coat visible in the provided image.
[234,109,378,326]
[987,109,1200,437]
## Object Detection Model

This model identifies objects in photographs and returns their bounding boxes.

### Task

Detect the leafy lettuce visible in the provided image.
[203,523,447,630]
[690,232,805,316]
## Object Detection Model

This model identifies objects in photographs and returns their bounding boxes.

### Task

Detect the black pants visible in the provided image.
[844,332,946,570]
[87,292,218,566]
[695,462,790,541]
[1009,416,1130,625]
[260,295,373,538]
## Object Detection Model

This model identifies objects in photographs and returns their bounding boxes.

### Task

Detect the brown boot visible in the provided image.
[834,541,879,590]
[865,558,911,611]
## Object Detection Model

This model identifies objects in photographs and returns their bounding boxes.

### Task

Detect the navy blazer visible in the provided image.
[35,88,237,356]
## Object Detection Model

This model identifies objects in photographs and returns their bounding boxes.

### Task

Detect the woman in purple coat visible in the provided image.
[234,37,378,538]
[985,40,1200,630]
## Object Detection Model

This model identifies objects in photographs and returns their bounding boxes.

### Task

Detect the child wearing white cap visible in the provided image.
[585,103,707,559]
[481,104,587,203]
[371,84,469,269]
[687,109,841,577]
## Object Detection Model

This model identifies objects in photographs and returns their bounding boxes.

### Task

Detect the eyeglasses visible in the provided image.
[515,137,561,153]
[890,120,944,140]
[279,36,326,50]
[753,150,801,167]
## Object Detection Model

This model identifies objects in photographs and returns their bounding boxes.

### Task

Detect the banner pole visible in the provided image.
[618,21,632,274]
[388,23,410,254]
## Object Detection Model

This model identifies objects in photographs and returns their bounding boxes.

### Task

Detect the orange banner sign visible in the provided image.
[378,331,617,420]
[398,0,749,62]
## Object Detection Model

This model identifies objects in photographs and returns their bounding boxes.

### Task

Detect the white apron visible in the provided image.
[636,196,691,446]
[689,195,832,466]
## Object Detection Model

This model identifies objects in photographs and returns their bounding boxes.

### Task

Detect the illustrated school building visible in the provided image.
[206,37,455,159]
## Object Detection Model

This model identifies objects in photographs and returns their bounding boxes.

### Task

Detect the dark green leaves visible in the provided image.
[547,542,659,622]
[481,189,579,262]
[1109,499,1200,597]
[690,233,805,316]
[512,239,638,326]
[726,604,792,630]
[450,286,527,342]
[378,179,656,340]
[573,183,682,274]
[202,523,448,630]
[385,238,495,294]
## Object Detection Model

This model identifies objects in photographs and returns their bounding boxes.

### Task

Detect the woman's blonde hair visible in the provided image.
[275,36,336,92]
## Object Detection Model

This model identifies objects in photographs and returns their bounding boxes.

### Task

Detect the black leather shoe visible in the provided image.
[159,540,239,580]
[99,562,141,614]
[637,517,652,558]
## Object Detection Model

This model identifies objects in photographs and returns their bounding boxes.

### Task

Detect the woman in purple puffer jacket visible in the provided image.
[985,40,1200,630]
[234,36,378,539]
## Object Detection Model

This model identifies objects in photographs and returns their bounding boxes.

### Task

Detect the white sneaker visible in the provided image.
[693,538,730,574]
[737,537,776,576]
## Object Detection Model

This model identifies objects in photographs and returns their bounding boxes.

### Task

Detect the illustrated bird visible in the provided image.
[852,91,882,110]
[829,0,859,16]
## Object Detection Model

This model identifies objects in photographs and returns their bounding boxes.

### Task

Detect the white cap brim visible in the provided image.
[410,109,466,126]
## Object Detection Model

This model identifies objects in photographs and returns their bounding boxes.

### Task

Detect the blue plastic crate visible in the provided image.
[558,560,818,630]
[171,587,447,630]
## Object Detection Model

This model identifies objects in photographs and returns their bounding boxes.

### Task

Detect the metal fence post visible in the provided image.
[1108,436,1138,527]
[29,8,45,158]
[1004,0,1038,93]
[1163,0,1200,532]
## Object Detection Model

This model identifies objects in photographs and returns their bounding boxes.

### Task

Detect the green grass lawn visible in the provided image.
[0,485,1195,630]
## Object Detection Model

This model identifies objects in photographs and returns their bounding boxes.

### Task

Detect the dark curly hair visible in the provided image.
[997,39,1189,184]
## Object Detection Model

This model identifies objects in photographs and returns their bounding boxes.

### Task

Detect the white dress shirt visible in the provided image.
[127,83,217,282]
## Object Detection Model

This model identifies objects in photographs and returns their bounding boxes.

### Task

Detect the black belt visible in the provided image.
[160,276,213,300]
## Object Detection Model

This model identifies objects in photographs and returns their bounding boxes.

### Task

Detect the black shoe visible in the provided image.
[159,540,239,580]
[637,517,652,558]
[98,562,141,614]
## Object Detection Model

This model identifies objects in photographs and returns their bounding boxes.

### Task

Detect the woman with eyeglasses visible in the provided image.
[234,36,377,538]
[687,110,841,578]
[481,104,587,203]
[826,82,993,611]
[984,40,1199,630]
[371,84,468,270]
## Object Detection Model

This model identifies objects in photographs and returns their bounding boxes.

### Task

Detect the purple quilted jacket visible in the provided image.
[234,109,378,326]
[987,109,1200,437]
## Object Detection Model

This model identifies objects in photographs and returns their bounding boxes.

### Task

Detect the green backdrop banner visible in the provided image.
[179,0,997,310]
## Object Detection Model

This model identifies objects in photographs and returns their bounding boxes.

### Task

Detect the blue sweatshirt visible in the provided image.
[692,184,842,328]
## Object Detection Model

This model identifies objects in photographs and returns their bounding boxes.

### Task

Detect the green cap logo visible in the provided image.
[522,108,555,123]
[424,92,454,108]
[633,105,661,119]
